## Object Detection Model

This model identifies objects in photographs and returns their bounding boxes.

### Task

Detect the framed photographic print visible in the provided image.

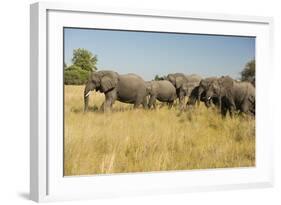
[30,2,274,202]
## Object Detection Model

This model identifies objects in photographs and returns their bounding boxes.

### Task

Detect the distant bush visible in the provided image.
[154,74,166,81]
[241,59,255,86]
[64,65,90,85]
[72,48,98,71]
[64,48,98,85]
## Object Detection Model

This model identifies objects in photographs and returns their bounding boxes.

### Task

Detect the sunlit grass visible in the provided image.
[64,85,255,176]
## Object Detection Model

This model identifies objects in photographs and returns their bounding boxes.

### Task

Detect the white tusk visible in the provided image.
[208,96,211,100]
[85,91,91,97]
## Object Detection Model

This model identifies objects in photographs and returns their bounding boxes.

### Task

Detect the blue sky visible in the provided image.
[64,28,255,80]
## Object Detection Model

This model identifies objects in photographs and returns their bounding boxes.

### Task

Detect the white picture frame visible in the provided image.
[30,2,274,202]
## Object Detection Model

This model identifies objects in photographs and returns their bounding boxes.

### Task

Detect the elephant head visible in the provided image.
[205,76,234,102]
[198,80,208,98]
[145,81,153,96]
[186,85,212,108]
[167,73,187,90]
[197,77,217,103]
[84,71,119,112]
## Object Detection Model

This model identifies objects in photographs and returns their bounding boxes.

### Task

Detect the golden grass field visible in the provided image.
[64,85,255,176]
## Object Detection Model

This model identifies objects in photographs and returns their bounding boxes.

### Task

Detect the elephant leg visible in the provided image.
[153,101,157,109]
[227,98,236,117]
[197,88,204,107]
[168,101,173,109]
[141,96,148,109]
[133,102,141,108]
[204,99,211,108]
[133,97,143,109]
[229,98,236,111]
[196,99,200,107]
[179,95,184,106]
[100,102,105,111]
[218,96,222,113]
[229,106,235,118]
[240,103,255,118]
[103,99,111,112]
[178,90,185,110]
[148,95,156,109]
[104,90,117,112]
[179,98,186,110]
[240,102,250,114]
[221,106,228,118]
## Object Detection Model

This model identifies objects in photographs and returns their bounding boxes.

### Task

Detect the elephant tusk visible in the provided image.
[85,91,91,97]
[208,96,211,100]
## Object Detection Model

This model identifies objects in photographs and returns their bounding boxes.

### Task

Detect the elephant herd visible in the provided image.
[84,70,255,117]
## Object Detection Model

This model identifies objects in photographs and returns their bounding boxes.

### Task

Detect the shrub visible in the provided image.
[64,66,90,85]
[241,60,255,86]
[72,48,98,71]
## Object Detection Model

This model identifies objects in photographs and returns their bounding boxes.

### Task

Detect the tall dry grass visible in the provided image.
[64,85,255,176]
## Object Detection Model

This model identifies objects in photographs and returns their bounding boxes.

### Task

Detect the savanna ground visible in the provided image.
[64,85,255,176]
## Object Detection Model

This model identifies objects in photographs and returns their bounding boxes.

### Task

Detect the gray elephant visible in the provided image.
[186,85,219,108]
[145,80,177,109]
[166,73,190,108]
[196,77,219,107]
[84,71,148,112]
[183,74,202,97]
[205,76,255,117]
[166,73,202,108]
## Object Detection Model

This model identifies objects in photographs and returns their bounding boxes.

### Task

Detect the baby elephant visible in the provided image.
[146,80,177,109]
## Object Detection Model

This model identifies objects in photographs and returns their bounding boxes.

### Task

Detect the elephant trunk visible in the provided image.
[197,86,204,106]
[84,95,89,112]
[84,82,95,112]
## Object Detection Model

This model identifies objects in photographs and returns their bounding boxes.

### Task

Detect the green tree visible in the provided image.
[63,62,67,69]
[64,65,90,85]
[241,59,255,85]
[72,48,98,71]
[154,74,166,81]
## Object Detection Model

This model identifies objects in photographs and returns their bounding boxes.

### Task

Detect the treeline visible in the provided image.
[240,59,255,86]
[64,48,255,86]
[154,59,255,86]
[64,48,97,85]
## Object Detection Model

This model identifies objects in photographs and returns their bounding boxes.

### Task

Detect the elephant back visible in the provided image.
[157,80,176,93]
[118,74,147,94]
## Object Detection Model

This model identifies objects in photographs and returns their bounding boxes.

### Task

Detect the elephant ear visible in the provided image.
[101,75,118,92]
[182,83,189,95]
[175,76,184,89]
[167,75,176,86]
[218,76,234,90]
[218,76,234,96]
[212,81,220,91]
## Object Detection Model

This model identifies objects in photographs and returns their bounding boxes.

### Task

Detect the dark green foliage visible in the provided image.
[72,48,98,71]
[66,64,80,71]
[64,66,90,85]
[63,62,67,69]
[241,60,255,85]
[64,48,98,85]
[154,74,166,81]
